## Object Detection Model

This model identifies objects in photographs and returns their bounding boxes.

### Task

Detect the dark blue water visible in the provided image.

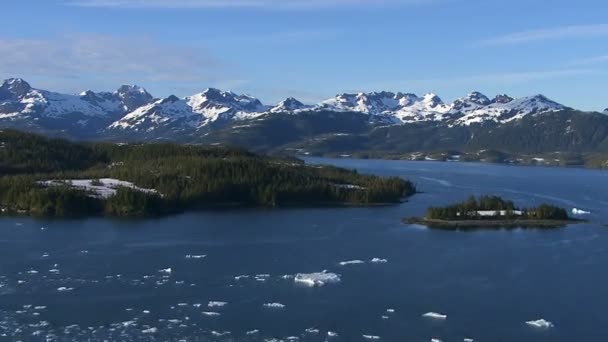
[1,158,607,341]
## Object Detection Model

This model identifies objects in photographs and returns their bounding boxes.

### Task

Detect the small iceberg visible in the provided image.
[202,311,221,317]
[464,338,474,342]
[263,302,286,309]
[57,287,74,292]
[431,339,443,342]
[362,335,380,340]
[339,260,365,266]
[158,268,172,274]
[371,258,388,263]
[294,271,341,286]
[141,327,157,334]
[327,331,339,337]
[423,312,447,320]
[186,254,206,259]
[207,301,228,308]
[526,318,554,329]
[572,208,591,215]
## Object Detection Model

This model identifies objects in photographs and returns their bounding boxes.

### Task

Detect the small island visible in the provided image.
[405,195,584,230]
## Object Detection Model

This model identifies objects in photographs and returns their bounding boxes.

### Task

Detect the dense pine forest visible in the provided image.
[0,130,415,217]
[426,195,569,221]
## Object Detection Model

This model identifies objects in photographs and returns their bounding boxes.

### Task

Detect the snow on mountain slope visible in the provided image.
[109,88,268,131]
[453,94,566,126]
[270,97,309,113]
[0,78,154,121]
[0,78,574,135]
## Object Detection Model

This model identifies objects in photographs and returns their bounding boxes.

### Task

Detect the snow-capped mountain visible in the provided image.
[314,90,567,125]
[109,88,268,132]
[0,78,580,138]
[270,97,309,113]
[0,78,154,122]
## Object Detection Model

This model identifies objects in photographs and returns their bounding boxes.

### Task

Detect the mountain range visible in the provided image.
[2,77,608,165]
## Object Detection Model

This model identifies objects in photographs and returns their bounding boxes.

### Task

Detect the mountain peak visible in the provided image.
[464,91,491,105]
[422,93,443,107]
[1,78,32,96]
[492,94,514,104]
[116,85,153,111]
[271,97,307,112]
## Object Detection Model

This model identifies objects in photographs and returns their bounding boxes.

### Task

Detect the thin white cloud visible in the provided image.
[479,24,608,46]
[67,0,436,9]
[0,34,240,93]
[568,54,608,66]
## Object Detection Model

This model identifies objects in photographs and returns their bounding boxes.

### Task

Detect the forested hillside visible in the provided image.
[0,130,415,217]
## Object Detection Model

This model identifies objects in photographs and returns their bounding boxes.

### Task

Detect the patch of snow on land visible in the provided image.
[339,260,365,266]
[526,319,554,329]
[294,271,341,286]
[38,178,160,199]
[423,312,447,320]
[572,208,591,215]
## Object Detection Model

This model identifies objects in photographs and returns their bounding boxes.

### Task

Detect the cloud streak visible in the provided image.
[479,24,608,46]
[0,34,240,93]
[67,0,436,10]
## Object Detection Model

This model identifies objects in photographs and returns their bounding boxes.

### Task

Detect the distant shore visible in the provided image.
[404,217,586,230]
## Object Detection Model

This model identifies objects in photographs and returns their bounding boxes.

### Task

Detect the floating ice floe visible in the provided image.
[431,339,443,342]
[294,271,341,286]
[572,208,591,215]
[158,268,172,274]
[27,270,38,274]
[211,331,230,337]
[234,275,250,281]
[141,327,157,334]
[386,309,395,313]
[246,329,259,335]
[41,253,49,258]
[327,331,339,337]
[263,303,286,309]
[371,258,388,263]
[526,319,554,329]
[382,315,389,320]
[423,312,447,320]
[57,287,74,292]
[464,338,474,342]
[339,260,365,266]
[202,311,221,317]
[186,254,206,259]
[207,301,228,308]
[363,334,380,340]
[142,310,150,314]
[305,328,319,334]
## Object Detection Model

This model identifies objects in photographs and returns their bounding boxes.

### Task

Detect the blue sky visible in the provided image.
[3,0,608,110]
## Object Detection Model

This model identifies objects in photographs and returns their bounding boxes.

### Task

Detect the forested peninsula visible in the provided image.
[0,130,415,218]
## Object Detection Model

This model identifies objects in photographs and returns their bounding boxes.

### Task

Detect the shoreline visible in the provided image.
[404,217,586,230]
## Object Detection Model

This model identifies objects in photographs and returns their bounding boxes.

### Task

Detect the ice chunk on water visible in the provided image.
[263,303,286,309]
[572,208,591,215]
[363,334,380,340]
[246,329,259,335]
[158,268,172,274]
[423,312,447,320]
[526,319,554,329]
[371,258,388,263]
[339,260,365,266]
[202,311,221,316]
[141,327,157,334]
[294,271,341,286]
[431,339,443,342]
[186,254,206,259]
[208,301,227,308]
[57,287,74,292]
[305,328,319,334]
[464,338,474,342]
